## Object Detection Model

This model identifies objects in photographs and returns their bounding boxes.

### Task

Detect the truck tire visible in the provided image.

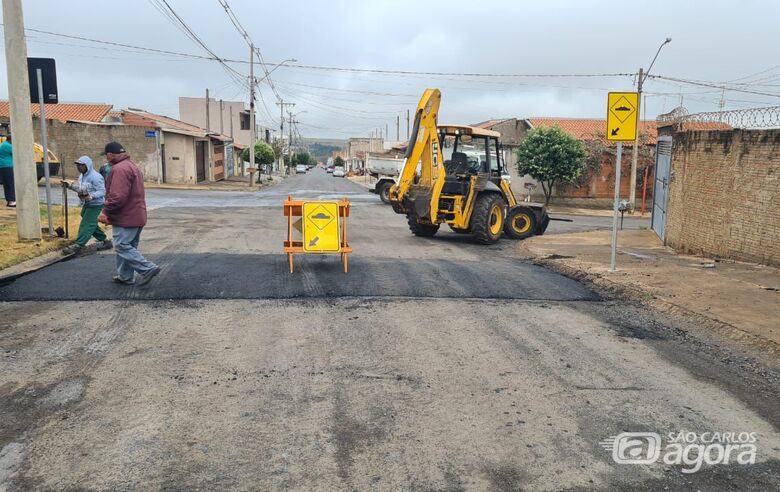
[407,213,439,237]
[377,181,392,204]
[505,206,537,240]
[471,193,505,244]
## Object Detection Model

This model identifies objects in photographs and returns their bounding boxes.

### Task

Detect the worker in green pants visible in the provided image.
[60,156,113,255]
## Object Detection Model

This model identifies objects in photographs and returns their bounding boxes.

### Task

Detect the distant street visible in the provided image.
[3,168,778,489]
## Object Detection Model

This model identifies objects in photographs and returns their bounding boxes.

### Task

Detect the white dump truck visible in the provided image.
[367,153,405,204]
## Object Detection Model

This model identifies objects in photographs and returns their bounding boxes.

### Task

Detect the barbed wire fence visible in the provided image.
[657,105,780,129]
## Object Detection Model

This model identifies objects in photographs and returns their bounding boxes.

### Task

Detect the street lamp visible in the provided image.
[248,56,295,179]
[629,37,672,210]
[254,58,296,84]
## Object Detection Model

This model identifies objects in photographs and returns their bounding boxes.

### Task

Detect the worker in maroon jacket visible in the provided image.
[98,142,160,286]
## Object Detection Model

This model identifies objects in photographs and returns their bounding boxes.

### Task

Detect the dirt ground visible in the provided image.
[519,229,780,366]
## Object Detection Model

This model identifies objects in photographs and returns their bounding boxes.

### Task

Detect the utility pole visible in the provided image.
[628,67,643,210]
[2,0,40,239]
[396,115,400,140]
[288,110,294,171]
[249,43,255,176]
[219,99,224,135]
[406,109,410,140]
[629,37,671,211]
[276,99,295,172]
[229,106,234,138]
[205,88,210,133]
[385,123,388,141]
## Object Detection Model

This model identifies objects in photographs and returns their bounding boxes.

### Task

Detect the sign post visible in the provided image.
[606,92,639,271]
[36,69,53,235]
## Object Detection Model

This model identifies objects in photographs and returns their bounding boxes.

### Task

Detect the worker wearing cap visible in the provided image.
[98,142,160,286]
[60,155,112,255]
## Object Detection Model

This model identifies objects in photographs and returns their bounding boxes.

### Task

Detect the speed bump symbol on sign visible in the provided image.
[607,92,639,141]
[303,202,340,252]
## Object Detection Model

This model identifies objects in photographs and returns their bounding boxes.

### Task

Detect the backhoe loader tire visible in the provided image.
[407,214,439,237]
[470,193,505,244]
[377,181,392,204]
[505,206,537,240]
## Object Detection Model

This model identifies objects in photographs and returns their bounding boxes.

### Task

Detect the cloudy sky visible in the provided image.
[2,0,779,139]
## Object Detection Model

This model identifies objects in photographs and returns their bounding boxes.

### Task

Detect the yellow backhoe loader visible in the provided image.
[389,89,551,244]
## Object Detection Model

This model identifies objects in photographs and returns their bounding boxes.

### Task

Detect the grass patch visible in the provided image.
[0,204,83,270]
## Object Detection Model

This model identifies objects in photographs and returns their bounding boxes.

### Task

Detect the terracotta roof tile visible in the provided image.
[0,100,112,123]
[526,117,658,144]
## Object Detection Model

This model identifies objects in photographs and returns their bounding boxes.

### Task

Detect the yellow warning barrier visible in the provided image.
[283,195,351,273]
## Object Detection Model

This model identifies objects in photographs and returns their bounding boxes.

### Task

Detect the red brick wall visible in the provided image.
[665,129,780,266]
[558,150,654,199]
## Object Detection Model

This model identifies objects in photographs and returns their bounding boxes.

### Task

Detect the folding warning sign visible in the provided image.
[283,196,351,273]
[303,202,340,253]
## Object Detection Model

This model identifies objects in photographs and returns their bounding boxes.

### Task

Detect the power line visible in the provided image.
[216,0,282,102]
[649,75,780,98]
[147,0,247,89]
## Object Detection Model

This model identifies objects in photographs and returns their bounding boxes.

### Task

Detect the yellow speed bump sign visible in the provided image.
[302,201,340,253]
[606,92,639,141]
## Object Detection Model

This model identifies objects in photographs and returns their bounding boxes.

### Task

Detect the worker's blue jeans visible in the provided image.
[112,226,158,281]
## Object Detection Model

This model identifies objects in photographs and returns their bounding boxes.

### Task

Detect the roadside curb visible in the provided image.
[527,253,780,365]
[0,249,75,286]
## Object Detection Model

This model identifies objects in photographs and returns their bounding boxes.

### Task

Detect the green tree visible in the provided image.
[516,125,586,205]
[334,156,345,167]
[294,151,313,167]
[242,140,276,167]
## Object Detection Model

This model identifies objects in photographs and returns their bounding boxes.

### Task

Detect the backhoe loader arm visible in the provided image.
[389,89,444,219]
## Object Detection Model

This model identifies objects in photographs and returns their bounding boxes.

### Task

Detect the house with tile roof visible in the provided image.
[0,100,113,124]
[116,109,241,183]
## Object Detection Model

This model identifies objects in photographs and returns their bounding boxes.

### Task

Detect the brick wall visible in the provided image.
[665,129,780,266]
[34,119,159,181]
[558,150,655,199]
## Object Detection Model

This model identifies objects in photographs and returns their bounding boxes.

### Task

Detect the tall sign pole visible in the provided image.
[606,92,640,271]
[35,69,53,234]
[2,0,41,239]
[249,43,255,176]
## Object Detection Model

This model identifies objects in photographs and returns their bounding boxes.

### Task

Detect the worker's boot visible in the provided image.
[96,239,113,251]
[62,244,83,256]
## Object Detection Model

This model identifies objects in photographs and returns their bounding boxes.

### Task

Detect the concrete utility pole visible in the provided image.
[249,43,255,174]
[629,37,672,210]
[219,99,224,135]
[276,99,295,172]
[2,0,41,239]
[229,106,234,138]
[205,88,210,133]
[406,109,410,140]
[628,67,643,210]
[396,115,400,140]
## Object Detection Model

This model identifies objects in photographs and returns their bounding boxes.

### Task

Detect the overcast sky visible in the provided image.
[2,0,779,139]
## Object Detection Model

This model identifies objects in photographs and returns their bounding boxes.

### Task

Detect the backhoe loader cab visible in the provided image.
[389,89,550,244]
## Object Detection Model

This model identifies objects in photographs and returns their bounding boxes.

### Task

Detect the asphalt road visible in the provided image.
[3,168,778,490]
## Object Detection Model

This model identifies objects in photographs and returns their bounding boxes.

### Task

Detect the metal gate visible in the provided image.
[195,141,207,182]
[651,136,672,241]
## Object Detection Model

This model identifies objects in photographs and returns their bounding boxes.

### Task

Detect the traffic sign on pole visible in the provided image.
[606,92,639,141]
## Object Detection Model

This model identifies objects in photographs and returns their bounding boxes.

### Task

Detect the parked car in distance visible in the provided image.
[295,164,307,174]
[332,166,345,177]
[326,166,334,173]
